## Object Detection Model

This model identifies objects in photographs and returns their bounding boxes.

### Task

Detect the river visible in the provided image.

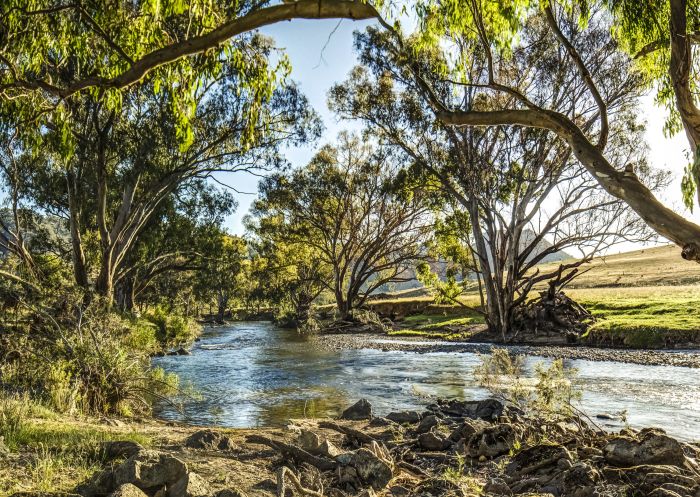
[152,321,700,441]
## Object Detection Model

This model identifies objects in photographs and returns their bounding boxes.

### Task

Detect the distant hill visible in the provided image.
[373,229,572,294]
[372,244,700,299]
[537,244,700,288]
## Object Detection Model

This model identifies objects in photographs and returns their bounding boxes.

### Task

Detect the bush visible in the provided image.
[0,393,29,449]
[2,297,181,417]
[142,306,201,349]
[475,349,581,420]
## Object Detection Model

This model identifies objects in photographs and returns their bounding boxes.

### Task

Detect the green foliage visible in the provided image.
[2,292,182,416]
[682,147,700,210]
[0,1,290,152]
[142,306,202,349]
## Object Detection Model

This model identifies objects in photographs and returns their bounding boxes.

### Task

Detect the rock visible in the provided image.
[505,444,572,480]
[184,429,236,451]
[602,464,698,495]
[418,431,448,451]
[368,417,396,427]
[506,444,599,497]
[483,478,511,495]
[386,411,421,424]
[109,484,149,497]
[214,489,247,497]
[100,441,144,460]
[114,450,188,490]
[431,398,504,421]
[318,439,342,458]
[297,429,340,457]
[175,348,191,355]
[297,429,321,452]
[466,424,515,459]
[449,419,489,442]
[167,472,210,497]
[336,448,393,490]
[604,431,685,467]
[577,446,603,460]
[389,485,411,496]
[415,415,439,434]
[340,399,373,421]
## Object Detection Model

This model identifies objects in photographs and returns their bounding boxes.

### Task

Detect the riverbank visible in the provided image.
[314,331,700,368]
[3,397,700,496]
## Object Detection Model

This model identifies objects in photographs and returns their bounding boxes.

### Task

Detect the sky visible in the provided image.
[219,17,700,255]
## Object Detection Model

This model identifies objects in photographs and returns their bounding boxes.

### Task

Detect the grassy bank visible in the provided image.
[0,395,153,495]
[373,246,700,347]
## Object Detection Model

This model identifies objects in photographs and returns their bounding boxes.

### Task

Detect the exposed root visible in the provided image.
[246,434,337,471]
[276,466,324,497]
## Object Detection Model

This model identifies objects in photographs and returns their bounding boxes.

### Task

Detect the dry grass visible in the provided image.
[537,244,700,288]
[369,245,700,343]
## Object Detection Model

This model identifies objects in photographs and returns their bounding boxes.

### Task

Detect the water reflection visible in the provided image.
[153,322,700,441]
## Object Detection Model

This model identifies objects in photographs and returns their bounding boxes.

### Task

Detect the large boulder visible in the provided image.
[167,472,210,497]
[340,399,373,421]
[114,450,188,491]
[604,430,685,467]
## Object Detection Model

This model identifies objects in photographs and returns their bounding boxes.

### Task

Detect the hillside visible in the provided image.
[537,244,700,288]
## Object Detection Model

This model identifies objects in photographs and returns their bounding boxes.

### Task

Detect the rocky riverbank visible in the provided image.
[313,332,700,368]
[7,397,700,497]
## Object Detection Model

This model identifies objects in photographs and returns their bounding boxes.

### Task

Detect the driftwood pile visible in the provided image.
[512,288,594,343]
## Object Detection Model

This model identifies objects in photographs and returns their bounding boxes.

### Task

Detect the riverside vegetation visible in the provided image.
[2,351,700,496]
[3,0,700,496]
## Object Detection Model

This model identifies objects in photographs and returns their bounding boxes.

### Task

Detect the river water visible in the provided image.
[152,321,700,441]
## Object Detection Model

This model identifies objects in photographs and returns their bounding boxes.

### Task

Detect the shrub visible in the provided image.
[0,393,29,449]
[142,306,201,349]
[475,348,581,420]
[3,297,181,417]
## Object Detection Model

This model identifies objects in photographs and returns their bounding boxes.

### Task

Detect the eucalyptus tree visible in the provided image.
[0,1,379,141]
[250,134,433,321]
[244,229,329,327]
[5,40,319,303]
[329,23,661,338]
[373,0,700,261]
[113,180,237,312]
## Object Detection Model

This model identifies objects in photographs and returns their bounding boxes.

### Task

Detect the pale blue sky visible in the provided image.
[222,18,699,253]
[221,18,374,234]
